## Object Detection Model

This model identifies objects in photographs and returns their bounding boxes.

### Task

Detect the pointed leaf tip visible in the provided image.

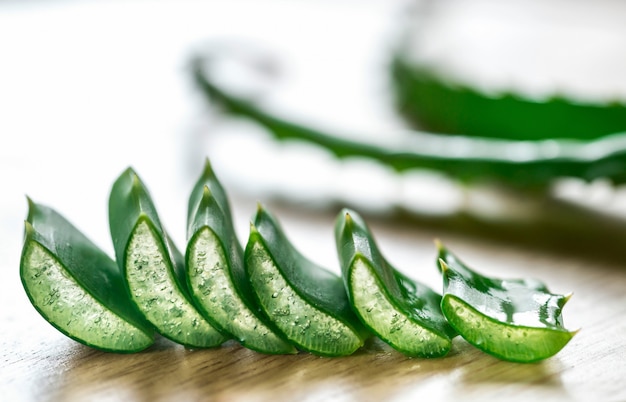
[23,220,34,238]
[122,166,138,178]
[249,221,258,235]
[202,184,212,199]
[337,210,354,235]
[438,258,449,274]
[128,171,147,199]
[131,172,141,187]
[344,211,353,225]
[203,157,215,177]
[25,196,36,222]
[561,292,574,307]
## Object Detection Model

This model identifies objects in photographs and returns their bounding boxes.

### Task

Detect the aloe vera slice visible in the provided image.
[185,160,296,354]
[334,209,456,357]
[244,204,369,356]
[437,242,577,362]
[20,199,154,353]
[108,168,226,348]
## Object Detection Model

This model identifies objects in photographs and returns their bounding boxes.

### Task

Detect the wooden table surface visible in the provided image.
[2,1,626,401]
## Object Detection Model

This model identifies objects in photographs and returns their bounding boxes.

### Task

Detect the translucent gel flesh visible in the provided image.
[126,221,224,347]
[188,228,294,353]
[22,242,153,351]
[247,241,362,355]
[443,295,574,362]
[351,259,449,357]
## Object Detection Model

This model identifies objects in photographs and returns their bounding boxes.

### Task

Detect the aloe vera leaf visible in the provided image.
[191,55,626,188]
[108,167,226,348]
[436,242,577,362]
[391,52,626,141]
[244,204,370,356]
[334,209,456,357]
[20,199,154,353]
[185,160,297,354]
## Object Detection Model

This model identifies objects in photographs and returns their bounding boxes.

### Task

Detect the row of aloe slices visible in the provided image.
[19,159,577,361]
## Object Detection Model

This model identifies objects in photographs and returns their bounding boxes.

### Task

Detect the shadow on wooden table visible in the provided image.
[51,336,568,401]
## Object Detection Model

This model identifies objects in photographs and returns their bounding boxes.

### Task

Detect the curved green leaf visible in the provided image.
[20,199,154,353]
[109,167,226,348]
[335,208,456,357]
[437,242,577,362]
[191,54,626,188]
[391,52,626,141]
[186,160,297,354]
[244,204,369,356]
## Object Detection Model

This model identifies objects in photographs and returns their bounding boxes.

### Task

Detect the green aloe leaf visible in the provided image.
[20,199,154,353]
[335,209,456,357]
[437,242,577,362]
[185,159,297,354]
[244,204,370,356]
[391,51,626,141]
[191,54,626,188]
[108,167,227,348]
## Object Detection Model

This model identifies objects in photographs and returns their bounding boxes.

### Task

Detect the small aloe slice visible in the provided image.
[108,168,226,348]
[185,160,296,354]
[20,199,154,353]
[335,209,456,357]
[437,242,577,362]
[244,204,369,356]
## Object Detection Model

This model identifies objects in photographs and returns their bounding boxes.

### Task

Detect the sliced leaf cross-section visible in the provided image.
[186,160,296,354]
[109,168,226,348]
[437,242,577,362]
[20,199,155,353]
[244,204,369,356]
[335,209,456,357]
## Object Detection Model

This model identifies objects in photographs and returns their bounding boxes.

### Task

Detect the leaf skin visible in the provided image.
[108,167,226,348]
[191,54,626,188]
[391,52,626,141]
[244,204,369,356]
[185,159,297,354]
[21,199,154,352]
[108,167,189,298]
[335,208,456,357]
[437,242,577,362]
[186,159,245,291]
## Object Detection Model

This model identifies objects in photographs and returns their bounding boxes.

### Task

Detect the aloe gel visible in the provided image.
[109,168,226,348]
[244,204,369,356]
[335,209,456,357]
[20,199,154,353]
[186,160,296,354]
[437,241,577,362]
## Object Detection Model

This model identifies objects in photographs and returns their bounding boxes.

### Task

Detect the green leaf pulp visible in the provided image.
[437,243,576,362]
[109,168,226,348]
[335,209,456,357]
[244,204,369,356]
[19,159,578,361]
[185,160,297,354]
[20,200,154,353]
